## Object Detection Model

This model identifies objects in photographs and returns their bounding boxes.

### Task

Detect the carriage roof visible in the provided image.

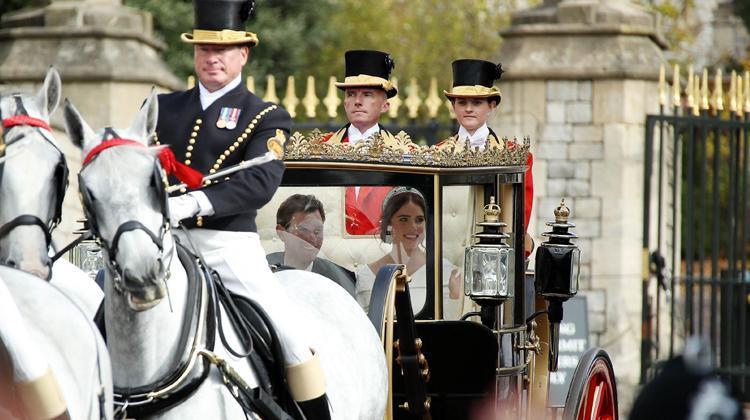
[282,129,531,183]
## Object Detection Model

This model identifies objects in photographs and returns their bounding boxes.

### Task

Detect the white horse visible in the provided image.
[0,67,102,317]
[63,91,387,419]
[0,268,113,420]
[0,68,112,419]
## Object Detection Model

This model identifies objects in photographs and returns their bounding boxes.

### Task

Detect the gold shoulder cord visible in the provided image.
[194,104,278,227]
[206,104,278,186]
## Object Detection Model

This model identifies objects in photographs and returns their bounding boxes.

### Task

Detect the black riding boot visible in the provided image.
[297,394,331,420]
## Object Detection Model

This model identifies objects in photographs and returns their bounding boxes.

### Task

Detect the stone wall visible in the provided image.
[0,0,181,245]
[494,0,667,412]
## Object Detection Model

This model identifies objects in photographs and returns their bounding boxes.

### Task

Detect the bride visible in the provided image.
[355,186,461,314]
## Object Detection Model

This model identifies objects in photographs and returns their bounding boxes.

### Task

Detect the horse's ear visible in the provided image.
[63,98,96,150]
[35,67,62,117]
[130,89,158,145]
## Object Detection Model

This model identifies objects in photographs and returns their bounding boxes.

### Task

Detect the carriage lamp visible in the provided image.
[67,219,103,279]
[534,199,580,371]
[464,196,515,303]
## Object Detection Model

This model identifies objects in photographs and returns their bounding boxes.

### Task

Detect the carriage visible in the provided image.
[250,130,620,419]
[0,65,622,420]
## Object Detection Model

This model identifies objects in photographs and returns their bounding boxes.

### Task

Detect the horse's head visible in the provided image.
[0,68,66,279]
[64,91,169,311]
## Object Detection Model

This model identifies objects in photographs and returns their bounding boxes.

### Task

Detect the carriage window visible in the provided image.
[258,186,434,316]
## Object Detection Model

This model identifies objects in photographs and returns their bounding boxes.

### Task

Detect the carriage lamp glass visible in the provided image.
[67,219,104,280]
[464,246,515,298]
[464,197,515,300]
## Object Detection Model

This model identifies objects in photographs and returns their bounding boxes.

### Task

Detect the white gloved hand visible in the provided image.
[168,194,200,227]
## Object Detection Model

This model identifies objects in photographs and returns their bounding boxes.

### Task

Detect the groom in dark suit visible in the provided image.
[267,194,356,297]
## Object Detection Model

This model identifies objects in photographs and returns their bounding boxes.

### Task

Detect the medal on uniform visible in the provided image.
[217,107,241,130]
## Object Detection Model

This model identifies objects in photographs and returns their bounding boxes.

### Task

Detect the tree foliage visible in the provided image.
[736,0,750,36]
[0,0,31,20]
[2,0,522,94]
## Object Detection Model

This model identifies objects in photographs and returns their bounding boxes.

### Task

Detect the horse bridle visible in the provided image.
[78,129,171,293]
[0,95,69,278]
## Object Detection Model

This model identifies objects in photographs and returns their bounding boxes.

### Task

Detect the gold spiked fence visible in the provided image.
[644,64,750,394]
[187,74,457,121]
[657,64,750,116]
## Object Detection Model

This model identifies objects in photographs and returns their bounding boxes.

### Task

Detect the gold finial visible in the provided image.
[323,76,340,119]
[425,77,442,118]
[701,69,709,110]
[554,198,570,223]
[483,196,501,222]
[658,64,666,107]
[187,75,195,89]
[302,76,319,119]
[738,75,744,116]
[405,78,421,119]
[686,67,694,110]
[730,71,737,113]
[672,64,681,108]
[692,77,700,116]
[713,69,723,111]
[246,76,255,93]
[388,77,402,119]
[282,76,299,119]
[264,75,279,104]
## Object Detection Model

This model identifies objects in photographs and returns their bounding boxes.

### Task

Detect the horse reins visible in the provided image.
[0,95,69,279]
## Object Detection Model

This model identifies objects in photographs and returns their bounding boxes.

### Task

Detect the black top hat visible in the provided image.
[181,0,259,46]
[444,59,503,101]
[335,50,398,98]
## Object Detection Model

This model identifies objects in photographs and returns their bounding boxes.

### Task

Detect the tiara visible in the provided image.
[382,186,425,212]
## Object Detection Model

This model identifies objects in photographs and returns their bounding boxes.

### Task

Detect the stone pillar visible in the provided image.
[0,0,181,244]
[493,0,667,411]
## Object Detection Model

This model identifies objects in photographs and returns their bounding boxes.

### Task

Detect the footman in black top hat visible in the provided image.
[325,50,399,236]
[324,50,398,145]
[442,59,503,149]
[439,59,535,246]
[156,1,331,418]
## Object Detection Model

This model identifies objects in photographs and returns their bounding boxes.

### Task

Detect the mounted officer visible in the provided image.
[155,0,330,418]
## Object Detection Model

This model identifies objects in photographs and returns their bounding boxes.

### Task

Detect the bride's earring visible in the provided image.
[384,225,393,244]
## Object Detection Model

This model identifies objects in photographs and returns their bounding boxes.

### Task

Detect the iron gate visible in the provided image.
[642,70,750,399]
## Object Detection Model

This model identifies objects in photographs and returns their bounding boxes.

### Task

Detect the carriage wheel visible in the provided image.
[562,347,618,420]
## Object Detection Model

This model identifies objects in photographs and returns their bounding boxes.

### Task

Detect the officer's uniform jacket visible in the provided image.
[156,84,290,233]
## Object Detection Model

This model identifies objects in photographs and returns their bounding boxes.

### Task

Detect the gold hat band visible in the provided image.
[335,74,396,92]
[444,85,501,99]
[180,29,259,46]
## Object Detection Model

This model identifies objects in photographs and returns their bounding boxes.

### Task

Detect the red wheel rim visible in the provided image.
[576,358,616,420]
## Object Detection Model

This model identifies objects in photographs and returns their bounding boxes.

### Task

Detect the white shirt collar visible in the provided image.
[198,75,242,110]
[347,123,380,145]
[457,124,491,148]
